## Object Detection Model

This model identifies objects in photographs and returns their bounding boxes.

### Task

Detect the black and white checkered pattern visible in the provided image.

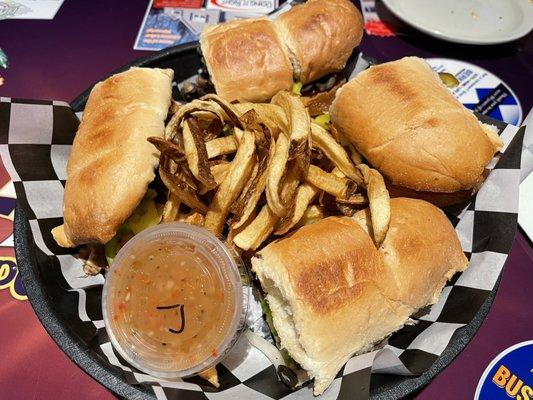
[0,80,524,400]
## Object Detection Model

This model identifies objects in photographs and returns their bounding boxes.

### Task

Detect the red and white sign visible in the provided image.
[206,0,278,14]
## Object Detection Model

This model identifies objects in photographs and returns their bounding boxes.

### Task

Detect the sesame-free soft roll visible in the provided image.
[330,57,503,206]
[52,67,173,247]
[199,0,364,102]
[275,0,364,84]
[252,198,468,395]
[200,18,294,103]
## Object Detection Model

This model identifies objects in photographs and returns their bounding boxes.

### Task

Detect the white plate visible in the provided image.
[381,0,533,44]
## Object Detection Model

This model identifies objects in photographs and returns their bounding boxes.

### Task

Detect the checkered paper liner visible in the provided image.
[0,79,524,400]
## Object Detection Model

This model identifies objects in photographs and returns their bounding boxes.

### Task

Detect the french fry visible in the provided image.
[198,163,230,195]
[335,194,367,217]
[305,165,355,199]
[204,130,256,235]
[358,164,391,246]
[275,182,319,235]
[294,204,325,229]
[198,366,219,388]
[206,136,238,158]
[310,122,363,185]
[160,192,181,223]
[177,211,205,227]
[231,125,274,229]
[233,204,277,251]
[337,194,367,205]
[266,133,291,217]
[227,208,256,256]
[348,144,363,165]
[234,127,245,141]
[271,91,311,175]
[234,168,299,250]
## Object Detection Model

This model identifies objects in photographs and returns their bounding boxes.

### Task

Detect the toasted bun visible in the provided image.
[353,198,468,309]
[330,57,502,193]
[252,198,467,395]
[200,18,293,103]
[275,0,363,84]
[52,67,173,247]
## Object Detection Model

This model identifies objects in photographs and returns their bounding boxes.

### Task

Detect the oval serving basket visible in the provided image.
[14,42,525,400]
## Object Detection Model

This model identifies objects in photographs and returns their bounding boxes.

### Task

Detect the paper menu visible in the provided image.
[134,1,221,51]
[0,0,64,20]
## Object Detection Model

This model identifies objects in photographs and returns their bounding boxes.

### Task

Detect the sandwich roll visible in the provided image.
[252,198,467,395]
[275,0,364,84]
[200,0,364,102]
[200,18,293,103]
[330,57,503,195]
[52,67,173,247]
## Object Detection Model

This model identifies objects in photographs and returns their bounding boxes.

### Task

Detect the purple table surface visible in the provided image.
[0,1,532,399]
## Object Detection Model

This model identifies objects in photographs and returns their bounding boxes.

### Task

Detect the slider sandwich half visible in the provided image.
[52,67,174,247]
[330,57,503,206]
[199,0,364,103]
[252,197,468,395]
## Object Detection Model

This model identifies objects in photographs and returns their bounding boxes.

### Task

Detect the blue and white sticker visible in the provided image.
[474,341,533,400]
[427,58,523,126]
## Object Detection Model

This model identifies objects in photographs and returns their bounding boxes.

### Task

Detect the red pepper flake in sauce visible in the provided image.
[107,237,237,371]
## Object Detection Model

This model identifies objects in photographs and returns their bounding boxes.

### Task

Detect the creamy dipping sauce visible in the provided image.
[103,223,243,377]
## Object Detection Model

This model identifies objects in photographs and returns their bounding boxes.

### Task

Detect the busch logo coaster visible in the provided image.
[427,58,523,126]
[475,341,533,400]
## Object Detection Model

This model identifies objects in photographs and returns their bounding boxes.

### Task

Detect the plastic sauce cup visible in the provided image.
[102,222,247,379]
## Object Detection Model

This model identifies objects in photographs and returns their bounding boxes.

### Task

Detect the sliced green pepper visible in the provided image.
[291,81,302,96]
[104,189,160,265]
[313,113,331,130]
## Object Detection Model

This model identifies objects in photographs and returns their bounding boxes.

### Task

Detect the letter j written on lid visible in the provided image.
[101,222,247,379]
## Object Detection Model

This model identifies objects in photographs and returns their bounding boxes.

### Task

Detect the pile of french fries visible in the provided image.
[148,92,391,252]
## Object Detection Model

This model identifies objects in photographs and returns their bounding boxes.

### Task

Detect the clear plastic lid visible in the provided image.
[102,222,248,379]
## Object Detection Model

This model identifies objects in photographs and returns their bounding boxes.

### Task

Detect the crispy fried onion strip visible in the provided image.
[166,96,241,140]
[203,130,256,235]
[147,136,185,163]
[183,118,217,189]
[200,94,243,128]
[358,164,391,246]
[198,162,230,195]
[159,156,208,214]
